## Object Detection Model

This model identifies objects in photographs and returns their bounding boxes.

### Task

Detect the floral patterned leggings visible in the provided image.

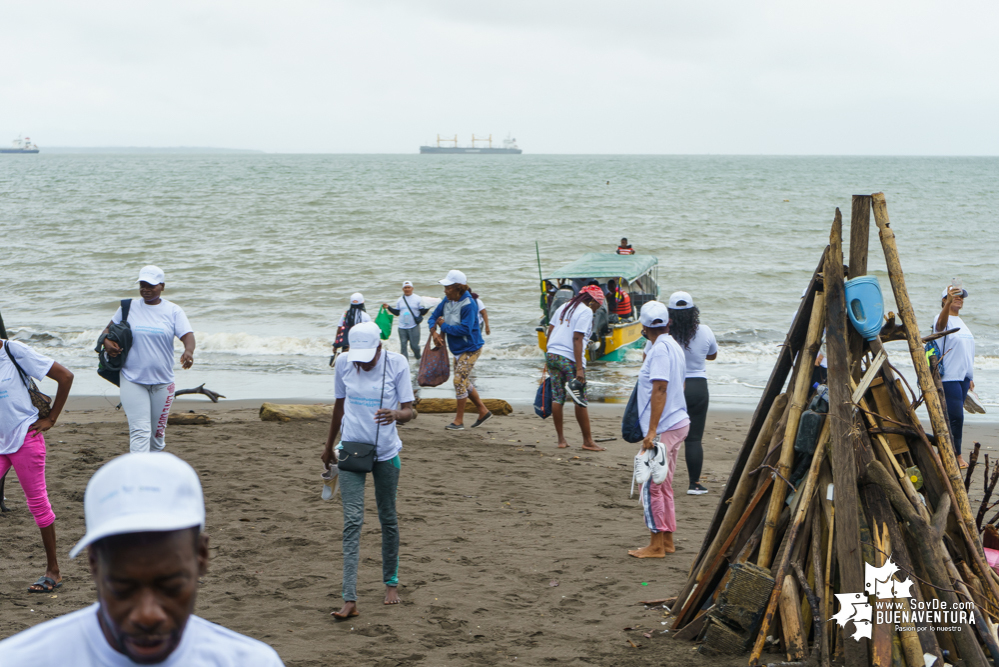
[453,348,482,399]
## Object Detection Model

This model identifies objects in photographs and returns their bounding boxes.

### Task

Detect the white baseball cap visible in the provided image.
[439,269,467,286]
[350,292,365,305]
[640,301,670,327]
[402,281,414,288]
[941,286,968,299]
[69,452,205,559]
[135,265,165,286]
[669,291,694,310]
[346,321,381,363]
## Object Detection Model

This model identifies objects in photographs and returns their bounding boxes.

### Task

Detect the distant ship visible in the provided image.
[420,134,522,154]
[1,136,40,154]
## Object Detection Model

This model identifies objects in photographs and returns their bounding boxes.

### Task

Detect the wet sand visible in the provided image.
[1,399,995,666]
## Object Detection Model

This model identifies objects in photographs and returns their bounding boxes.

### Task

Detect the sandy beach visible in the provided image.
[1,398,995,666]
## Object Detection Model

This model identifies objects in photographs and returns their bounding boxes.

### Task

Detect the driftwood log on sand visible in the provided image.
[412,398,513,416]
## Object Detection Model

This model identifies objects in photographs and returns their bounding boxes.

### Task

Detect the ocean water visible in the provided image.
[2,154,997,414]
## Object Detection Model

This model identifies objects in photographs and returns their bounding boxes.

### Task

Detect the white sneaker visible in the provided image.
[687,483,709,495]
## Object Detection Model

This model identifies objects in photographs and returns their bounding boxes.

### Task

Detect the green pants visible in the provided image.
[339,454,400,601]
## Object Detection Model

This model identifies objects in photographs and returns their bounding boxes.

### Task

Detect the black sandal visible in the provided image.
[28,576,62,593]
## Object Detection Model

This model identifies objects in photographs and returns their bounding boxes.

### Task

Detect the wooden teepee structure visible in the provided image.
[669,193,999,666]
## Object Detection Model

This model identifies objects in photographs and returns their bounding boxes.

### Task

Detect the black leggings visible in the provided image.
[683,378,709,488]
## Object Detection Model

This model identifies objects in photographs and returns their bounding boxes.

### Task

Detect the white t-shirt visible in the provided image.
[334,350,414,461]
[934,314,975,382]
[546,303,594,367]
[395,295,423,330]
[476,298,487,331]
[0,341,55,455]
[638,335,689,435]
[336,310,372,328]
[111,299,193,386]
[673,325,718,379]
[0,603,284,666]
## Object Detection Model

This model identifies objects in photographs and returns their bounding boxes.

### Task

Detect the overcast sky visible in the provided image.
[3,1,998,154]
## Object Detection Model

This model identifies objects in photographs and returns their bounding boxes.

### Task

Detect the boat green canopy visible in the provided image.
[544,253,658,282]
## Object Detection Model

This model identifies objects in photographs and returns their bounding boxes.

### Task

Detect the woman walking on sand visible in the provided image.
[934,284,976,469]
[321,322,416,618]
[0,337,74,592]
[545,285,606,451]
[667,291,717,495]
[427,270,491,430]
[630,301,689,558]
[101,266,195,453]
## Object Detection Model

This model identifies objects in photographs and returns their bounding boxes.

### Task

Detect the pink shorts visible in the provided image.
[0,430,55,528]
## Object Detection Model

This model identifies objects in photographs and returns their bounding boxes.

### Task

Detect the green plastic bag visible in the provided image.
[374,305,393,340]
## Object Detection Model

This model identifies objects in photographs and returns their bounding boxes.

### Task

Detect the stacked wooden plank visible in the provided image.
[669,193,999,667]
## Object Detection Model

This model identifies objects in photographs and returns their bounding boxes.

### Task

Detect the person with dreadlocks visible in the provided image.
[332,293,372,358]
[544,284,606,451]
[667,291,717,495]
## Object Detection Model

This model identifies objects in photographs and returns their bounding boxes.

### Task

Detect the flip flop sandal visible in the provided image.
[471,412,493,428]
[445,423,465,431]
[28,576,62,593]
[331,608,360,620]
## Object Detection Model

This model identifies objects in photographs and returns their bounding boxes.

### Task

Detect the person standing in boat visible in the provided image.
[384,282,427,361]
[333,293,371,356]
[630,301,689,558]
[544,285,606,452]
[667,291,717,495]
[607,279,633,321]
[934,284,976,469]
[427,270,491,430]
[101,266,195,453]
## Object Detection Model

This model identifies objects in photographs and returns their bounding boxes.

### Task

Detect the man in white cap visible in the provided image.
[384,281,428,361]
[0,452,284,666]
[629,301,689,558]
[425,270,491,430]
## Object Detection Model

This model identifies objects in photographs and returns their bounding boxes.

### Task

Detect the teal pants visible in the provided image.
[339,455,400,601]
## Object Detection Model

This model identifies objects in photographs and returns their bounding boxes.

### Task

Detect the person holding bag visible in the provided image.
[0,338,74,593]
[100,265,195,453]
[629,301,689,559]
[320,322,416,620]
[384,281,427,361]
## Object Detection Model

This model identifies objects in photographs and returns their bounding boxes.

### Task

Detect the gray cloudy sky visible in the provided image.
[3,1,998,154]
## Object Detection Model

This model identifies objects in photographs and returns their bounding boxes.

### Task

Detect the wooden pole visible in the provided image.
[694,393,787,581]
[848,195,872,382]
[871,192,981,552]
[758,294,825,569]
[778,574,807,660]
[673,250,828,618]
[825,207,868,665]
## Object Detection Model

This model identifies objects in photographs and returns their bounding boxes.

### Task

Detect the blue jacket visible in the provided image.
[428,294,484,355]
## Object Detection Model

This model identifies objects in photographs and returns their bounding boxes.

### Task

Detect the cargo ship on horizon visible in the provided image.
[1,136,40,154]
[420,134,522,154]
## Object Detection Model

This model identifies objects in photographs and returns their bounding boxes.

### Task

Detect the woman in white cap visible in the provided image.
[101,266,195,453]
[427,270,491,430]
[321,321,416,619]
[333,293,371,358]
[630,301,689,558]
[934,284,975,468]
[0,337,74,593]
[667,291,717,495]
[384,281,427,361]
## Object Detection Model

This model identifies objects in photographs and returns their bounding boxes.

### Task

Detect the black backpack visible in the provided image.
[95,299,134,386]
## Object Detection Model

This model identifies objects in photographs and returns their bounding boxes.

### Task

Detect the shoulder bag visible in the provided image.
[337,352,389,473]
[402,296,424,326]
[96,299,134,386]
[4,341,53,419]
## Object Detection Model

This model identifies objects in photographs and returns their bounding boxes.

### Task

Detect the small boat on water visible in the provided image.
[1,136,40,154]
[536,253,660,361]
